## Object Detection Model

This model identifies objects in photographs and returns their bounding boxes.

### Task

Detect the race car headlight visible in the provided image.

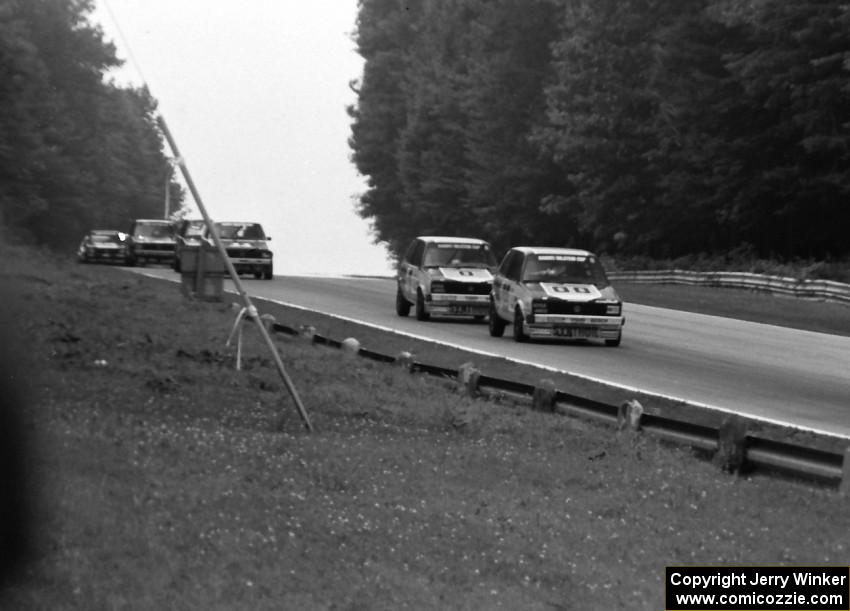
[606,303,622,315]
[531,300,548,314]
[261,251,272,259]
[431,281,445,294]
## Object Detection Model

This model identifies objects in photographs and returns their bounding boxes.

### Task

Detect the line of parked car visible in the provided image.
[76,218,274,279]
[396,236,625,346]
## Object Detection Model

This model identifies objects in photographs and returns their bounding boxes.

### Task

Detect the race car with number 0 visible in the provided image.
[488,246,624,346]
[396,236,498,321]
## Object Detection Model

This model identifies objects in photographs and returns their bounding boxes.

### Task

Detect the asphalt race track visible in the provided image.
[134,268,850,439]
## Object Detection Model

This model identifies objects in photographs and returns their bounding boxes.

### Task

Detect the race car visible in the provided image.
[396,236,498,321]
[488,246,624,346]
[211,221,273,279]
[76,229,129,264]
[126,219,176,266]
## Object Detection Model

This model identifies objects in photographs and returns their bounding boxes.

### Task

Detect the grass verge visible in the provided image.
[1,246,849,610]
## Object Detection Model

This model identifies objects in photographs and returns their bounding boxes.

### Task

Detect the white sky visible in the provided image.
[90,0,395,276]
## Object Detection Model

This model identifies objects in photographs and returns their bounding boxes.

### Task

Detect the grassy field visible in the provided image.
[1,245,849,610]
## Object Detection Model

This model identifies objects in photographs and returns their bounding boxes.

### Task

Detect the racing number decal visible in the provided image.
[457,269,474,277]
[550,285,592,294]
[539,283,603,300]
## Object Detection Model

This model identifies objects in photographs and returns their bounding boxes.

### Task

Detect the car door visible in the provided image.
[400,239,423,302]
[494,250,521,319]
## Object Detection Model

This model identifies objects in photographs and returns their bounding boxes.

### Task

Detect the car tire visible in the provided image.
[254,272,263,279]
[263,268,273,280]
[395,286,411,317]
[415,289,430,321]
[605,333,622,347]
[488,300,505,337]
[513,307,529,343]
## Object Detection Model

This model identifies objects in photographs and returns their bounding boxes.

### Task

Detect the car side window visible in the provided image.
[402,240,416,265]
[410,240,425,267]
[512,252,527,281]
[499,251,522,281]
[498,251,513,278]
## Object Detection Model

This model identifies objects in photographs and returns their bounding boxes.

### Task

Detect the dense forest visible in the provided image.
[0,0,181,250]
[349,0,850,263]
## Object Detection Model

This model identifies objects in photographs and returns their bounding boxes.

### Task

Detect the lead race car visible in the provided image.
[211,221,274,280]
[488,246,624,346]
[396,236,498,321]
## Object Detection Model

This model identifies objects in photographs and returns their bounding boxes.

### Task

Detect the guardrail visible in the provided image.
[273,321,849,492]
[607,270,850,305]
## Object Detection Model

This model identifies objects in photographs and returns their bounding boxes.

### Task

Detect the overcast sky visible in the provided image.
[90,0,395,276]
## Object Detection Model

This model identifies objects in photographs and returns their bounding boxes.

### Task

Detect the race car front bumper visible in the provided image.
[523,313,624,340]
[427,293,490,316]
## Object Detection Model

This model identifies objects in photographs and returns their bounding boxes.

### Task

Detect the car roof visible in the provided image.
[511,246,595,257]
[133,219,172,224]
[417,236,490,245]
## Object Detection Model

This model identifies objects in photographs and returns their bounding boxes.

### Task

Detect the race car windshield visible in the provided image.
[135,223,174,239]
[215,223,265,240]
[183,221,206,238]
[92,233,122,243]
[521,254,610,287]
[422,243,497,268]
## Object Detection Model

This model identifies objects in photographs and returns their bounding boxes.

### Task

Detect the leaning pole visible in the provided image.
[156,114,314,433]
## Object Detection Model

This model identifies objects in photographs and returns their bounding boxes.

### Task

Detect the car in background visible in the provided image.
[396,236,498,321]
[211,221,273,279]
[172,219,208,272]
[488,246,624,346]
[76,229,129,264]
[126,219,176,266]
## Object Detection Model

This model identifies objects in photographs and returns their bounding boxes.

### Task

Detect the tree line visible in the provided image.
[348,0,850,262]
[0,0,182,250]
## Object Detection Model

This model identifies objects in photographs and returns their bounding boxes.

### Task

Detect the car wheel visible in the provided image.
[415,289,430,321]
[395,286,411,317]
[263,268,273,280]
[513,307,529,343]
[254,272,262,279]
[488,300,505,337]
[605,333,622,347]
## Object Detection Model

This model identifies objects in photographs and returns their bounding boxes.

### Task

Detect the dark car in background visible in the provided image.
[127,219,176,266]
[76,229,129,264]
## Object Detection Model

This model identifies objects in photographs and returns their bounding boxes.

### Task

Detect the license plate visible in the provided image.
[450,305,471,314]
[555,327,595,338]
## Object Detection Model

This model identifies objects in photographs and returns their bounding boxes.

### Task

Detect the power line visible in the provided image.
[100,0,150,88]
